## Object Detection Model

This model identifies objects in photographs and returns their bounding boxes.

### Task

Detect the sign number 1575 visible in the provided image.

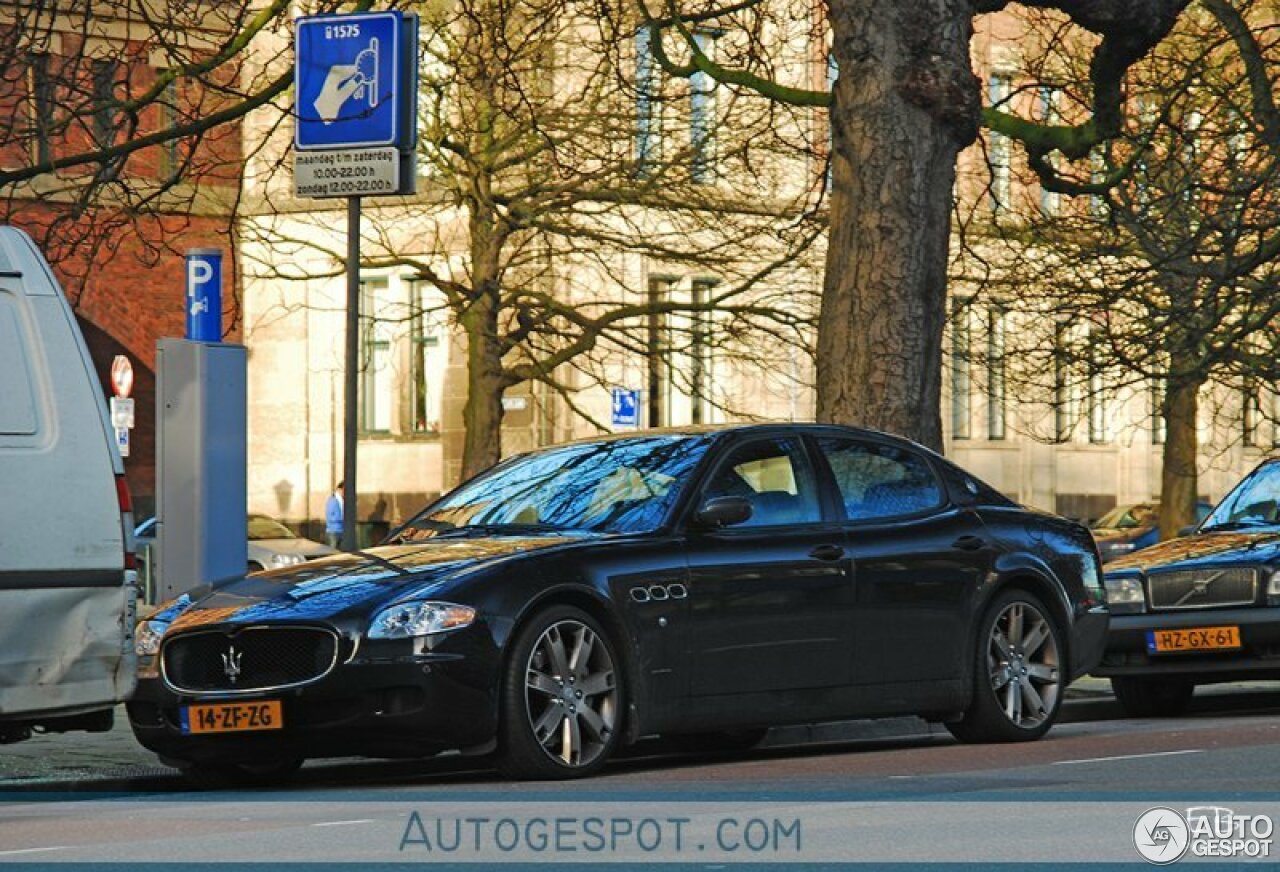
[325,23,361,39]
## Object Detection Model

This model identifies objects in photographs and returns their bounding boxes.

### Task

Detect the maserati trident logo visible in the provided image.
[221,645,243,684]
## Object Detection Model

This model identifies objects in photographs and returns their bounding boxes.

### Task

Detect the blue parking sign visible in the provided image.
[612,388,640,427]
[295,11,404,149]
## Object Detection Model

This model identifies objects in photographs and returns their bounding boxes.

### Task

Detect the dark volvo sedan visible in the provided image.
[128,424,1107,782]
[1096,458,1280,716]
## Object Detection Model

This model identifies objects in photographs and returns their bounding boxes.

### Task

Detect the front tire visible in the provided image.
[497,606,624,779]
[1111,676,1194,717]
[947,589,1064,743]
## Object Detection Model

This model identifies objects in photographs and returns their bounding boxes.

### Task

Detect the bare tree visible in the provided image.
[958,0,1280,536]
[640,0,1193,452]
[242,0,825,477]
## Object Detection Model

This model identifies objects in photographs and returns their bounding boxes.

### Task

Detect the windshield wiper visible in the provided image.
[429,522,580,538]
[1200,518,1276,532]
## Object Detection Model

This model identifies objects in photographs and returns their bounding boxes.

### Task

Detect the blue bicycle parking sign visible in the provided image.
[295,11,405,150]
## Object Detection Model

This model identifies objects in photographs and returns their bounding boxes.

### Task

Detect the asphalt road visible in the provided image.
[4,684,1280,864]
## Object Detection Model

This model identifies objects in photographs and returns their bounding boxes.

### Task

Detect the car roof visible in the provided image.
[556,422,932,450]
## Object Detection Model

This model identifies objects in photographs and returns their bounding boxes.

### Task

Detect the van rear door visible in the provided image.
[0,227,136,725]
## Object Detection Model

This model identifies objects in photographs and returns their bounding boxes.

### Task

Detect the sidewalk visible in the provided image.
[0,706,173,789]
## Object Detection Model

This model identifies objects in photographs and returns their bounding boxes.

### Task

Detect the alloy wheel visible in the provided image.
[523,619,618,768]
[987,600,1060,729]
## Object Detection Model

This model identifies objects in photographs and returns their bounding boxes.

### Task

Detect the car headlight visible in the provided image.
[269,553,307,568]
[367,601,476,639]
[1267,569,1280,605]
[135,619,169,656]
[1103,576,1146,615]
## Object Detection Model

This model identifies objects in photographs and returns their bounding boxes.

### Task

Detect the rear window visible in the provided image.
[0,294,38,436]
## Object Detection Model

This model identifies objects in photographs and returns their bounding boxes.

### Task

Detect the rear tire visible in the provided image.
[1111,676,1194,717]
[947,589,1064,743]
[497,606,625,780]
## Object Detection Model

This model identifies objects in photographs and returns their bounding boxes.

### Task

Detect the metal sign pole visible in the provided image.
[342,196,361,551]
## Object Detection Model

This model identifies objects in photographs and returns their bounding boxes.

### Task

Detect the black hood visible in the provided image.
[163,536,587,631]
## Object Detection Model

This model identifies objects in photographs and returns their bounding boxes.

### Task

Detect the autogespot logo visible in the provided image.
[1133,807,1190,865]
[1134,806,1275,863]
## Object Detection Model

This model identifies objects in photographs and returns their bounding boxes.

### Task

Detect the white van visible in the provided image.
[0,226,136,744]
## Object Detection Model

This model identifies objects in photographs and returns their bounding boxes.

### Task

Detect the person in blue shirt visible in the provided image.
[325,481,344,548]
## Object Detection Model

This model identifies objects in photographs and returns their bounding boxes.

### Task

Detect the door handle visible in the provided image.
[809,544,846,561]
[952,534,986,552]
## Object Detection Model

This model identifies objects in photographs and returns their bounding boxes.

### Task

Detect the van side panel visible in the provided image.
[0,586,136,715]
[0,228,135,719]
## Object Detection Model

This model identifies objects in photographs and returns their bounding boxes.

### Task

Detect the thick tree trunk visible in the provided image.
[460,300,506,480]
[1158,378,1202,540]
[816,1,980,452]
[460,203,508,481]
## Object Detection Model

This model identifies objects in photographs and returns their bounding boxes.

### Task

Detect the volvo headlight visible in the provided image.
[135,619,169,656]
[1103,576,1146,615]
[1267,569,1280,605]
[367,601,476,639]
[269,553,307,568]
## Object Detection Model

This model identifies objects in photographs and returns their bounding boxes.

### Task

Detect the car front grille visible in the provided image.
[1148,568,1257,611]
[162,626,339,694]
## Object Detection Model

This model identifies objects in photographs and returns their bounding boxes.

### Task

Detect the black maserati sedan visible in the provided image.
[128,424,1108,782]
[1095,458,1280,717]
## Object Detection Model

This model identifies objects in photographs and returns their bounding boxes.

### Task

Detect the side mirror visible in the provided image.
[1177,525,1198,537]
[695,496,753,529]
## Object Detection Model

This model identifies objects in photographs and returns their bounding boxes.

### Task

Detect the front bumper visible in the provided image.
[1093,606,1280,681]
[128,630,500,765]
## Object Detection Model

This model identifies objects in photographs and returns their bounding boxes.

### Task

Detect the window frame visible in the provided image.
[688,434,831,530]
[811,433,949,525]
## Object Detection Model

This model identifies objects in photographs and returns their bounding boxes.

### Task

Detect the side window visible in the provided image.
[818,437,943,521]
[702,437,821,527]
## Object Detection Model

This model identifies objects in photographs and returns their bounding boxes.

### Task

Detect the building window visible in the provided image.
[1151,378,1166,445]
[91,59,118,148]
[646,277,673,427]
[157,73,180,178]
[988,73,1012,215]
[1086,333,1107,444]
[29,53,53,166]
[1038,86,1060,216]
[409,283,446,436]
[635,28,662,175]
[690,31,718,184]
[950,299,971,440]
[987,304,1006,440]
[360,277,393,433]
[1054,323,1076,442]
[1243,379,1261,448]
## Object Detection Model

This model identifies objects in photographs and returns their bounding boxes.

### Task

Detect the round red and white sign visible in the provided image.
[110,354,134,398]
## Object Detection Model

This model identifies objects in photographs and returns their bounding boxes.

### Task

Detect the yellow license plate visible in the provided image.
[181,700,283,735]
[1147,626,1241,653]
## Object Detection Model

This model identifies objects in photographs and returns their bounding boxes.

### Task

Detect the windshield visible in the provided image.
[1202,463,1280,530]
[1094,503,1157,530]
[394,435,713,540]
[248,515,296,540]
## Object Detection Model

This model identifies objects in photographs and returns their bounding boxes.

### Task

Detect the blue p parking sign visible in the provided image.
[295,11,405,150]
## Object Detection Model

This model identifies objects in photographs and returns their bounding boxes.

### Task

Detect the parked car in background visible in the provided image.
[0,226,136,744]
[1092,501,1213,563]
[135,514,336,593]
[1096,459,1280,716]
[128,424,1107,784]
